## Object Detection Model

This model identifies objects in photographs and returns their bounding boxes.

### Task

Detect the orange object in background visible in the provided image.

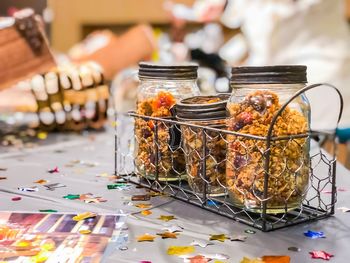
[262,256,290,263]
[71,24,157,80]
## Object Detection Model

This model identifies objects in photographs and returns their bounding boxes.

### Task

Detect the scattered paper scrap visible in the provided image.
[230,235,247,242]
[162,224,184,233]
[261,255,290,263]
[141,210,152,216]
[48,166,59,173]
[337,207,350,213]
[304,230,325,239]
[158,215,176,222]
[190,240,214,248]
[167,246,195,256]
[309,251,333,260]
[135,203,152,209]
[209,234,229,242]
[79,229,92,235]
[137,234,156,242]
[18,186,38,192]
[157,231,178,239]
[73,212,97,221]
[34,179,48,184]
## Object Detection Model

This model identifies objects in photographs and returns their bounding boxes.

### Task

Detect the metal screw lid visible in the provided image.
[138,62,198,80]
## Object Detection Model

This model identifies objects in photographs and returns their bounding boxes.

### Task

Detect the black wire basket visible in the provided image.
[114,83,343,231]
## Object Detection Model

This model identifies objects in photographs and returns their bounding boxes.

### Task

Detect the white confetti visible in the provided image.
[190,240,214,248]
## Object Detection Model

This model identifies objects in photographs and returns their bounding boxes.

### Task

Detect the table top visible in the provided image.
[1,131,350,263]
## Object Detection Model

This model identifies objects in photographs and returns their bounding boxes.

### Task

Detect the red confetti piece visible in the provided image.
[12,197,21,201]
[309,251,334,260]
[48,166,59,173]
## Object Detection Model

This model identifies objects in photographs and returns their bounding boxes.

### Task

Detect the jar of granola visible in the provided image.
[226,66,310,213]
[135,62,200,181]
[176,95,229,196]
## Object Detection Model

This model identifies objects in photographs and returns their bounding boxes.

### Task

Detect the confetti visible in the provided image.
[39,209,58,213]
[141,210,152,216]
[140,261,152,263]
[309,251,333,260]
[188,255,208,263]
[244,229,256,234]
[201,253,229,260]
[132,194,151,201]
[107,183,131,190]
[83,197,107,203]
[48,166,59,173]
[230,235,247,242]
[37,131,48,140]
[288,247,301,252]
[0,167,7,171]
[135,203,152,209]
[262,256,291,263]
[167,246,195,256]
[190,240,214,248]
[209,234,229,242]
[137,234,156,242]
[162,224,184,233]
[73,212,97,221]
[0,177,7,180]
[11,196,21,201]
[34,179,48,184]
[18,186,38,192]
[158,215,176,222]
[79,229,92,235]
[207,200,219,206]
[240,257,263,263]
[157,231,178,239]
[337,207,350,213]
[44,183,66,191]
[119,246,128,251]
[63,194,80,200]
[304,230,325,239]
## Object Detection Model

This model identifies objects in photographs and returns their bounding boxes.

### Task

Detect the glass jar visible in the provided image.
[135,62,200,181]
[176,95,229,196]
[226,66,310,213]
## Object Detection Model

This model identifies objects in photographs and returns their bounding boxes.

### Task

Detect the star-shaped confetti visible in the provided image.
[167,246,195,256]
[73,212,97,221]
[162,224,184,233]
[309,251,333,260]
[230,235,247,242]
[209,234,229,242]
[156,231,178,239]
[304,230,325,239]
[137,234,156,242]
[261,255,291,263]
[158,215,176,222]
[34,179,48,184]
[135,203,152,209]
[141,210,152,216]
[190,240,214,248]
[337,207,350,213]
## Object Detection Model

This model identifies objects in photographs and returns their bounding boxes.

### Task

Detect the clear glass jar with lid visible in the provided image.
[226,65,310,213]
[135,62,200,181]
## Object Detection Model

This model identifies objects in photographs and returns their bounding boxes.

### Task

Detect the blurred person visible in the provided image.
[166,0,350,130]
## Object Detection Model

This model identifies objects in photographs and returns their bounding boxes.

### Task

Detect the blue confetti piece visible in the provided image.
[207,200,219,206]
[304,230,325,239]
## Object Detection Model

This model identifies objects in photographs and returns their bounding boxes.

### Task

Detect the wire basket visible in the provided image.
[114,84,343,231]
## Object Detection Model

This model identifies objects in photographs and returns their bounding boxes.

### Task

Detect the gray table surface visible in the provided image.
[1,131,350,263]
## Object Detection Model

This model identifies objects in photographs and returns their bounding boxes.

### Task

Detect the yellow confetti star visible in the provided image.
[137,234,156,242]
[156,231,178,239]
[158,215,176,222]
[209,234,229,242]
[37,132,48,140]
[72,212,97,221]
[240,257,264,263]
[79,229,92,235]
[141,210,152,216]
[167,246,195,256]
[34,179,48,184]
[135,203,152,209]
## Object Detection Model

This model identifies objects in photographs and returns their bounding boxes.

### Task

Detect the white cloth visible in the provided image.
[221,0,350,129]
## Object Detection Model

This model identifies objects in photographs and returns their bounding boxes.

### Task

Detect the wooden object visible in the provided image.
[0,9,55,91]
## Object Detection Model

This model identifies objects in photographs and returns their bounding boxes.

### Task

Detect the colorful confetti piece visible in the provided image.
[39,209,58,213]
[48,166,59,173]
[209,234,229,242]
[73,212,97,221]
[156,231,178,239]
[18,186,38,192]
[11,196,21,201]
[158,215,176,222]
[167,246,195,256]
[261,255,291,263]
[79,229,92,235]
[240,257,263,263]
[132,194,151,201]
[309,251,333,260]
[135,203,152,209]
[162,224,184,233]
[304,230,325,239]
[337,207,350,213]
[34,179,48,184]
[37,132,48,140]
[230,235,247,242]
[141,210,152,216]
[244,229,256,234]
[63,194,80,200]
[137,234,156,242]
[190,240,214,248]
